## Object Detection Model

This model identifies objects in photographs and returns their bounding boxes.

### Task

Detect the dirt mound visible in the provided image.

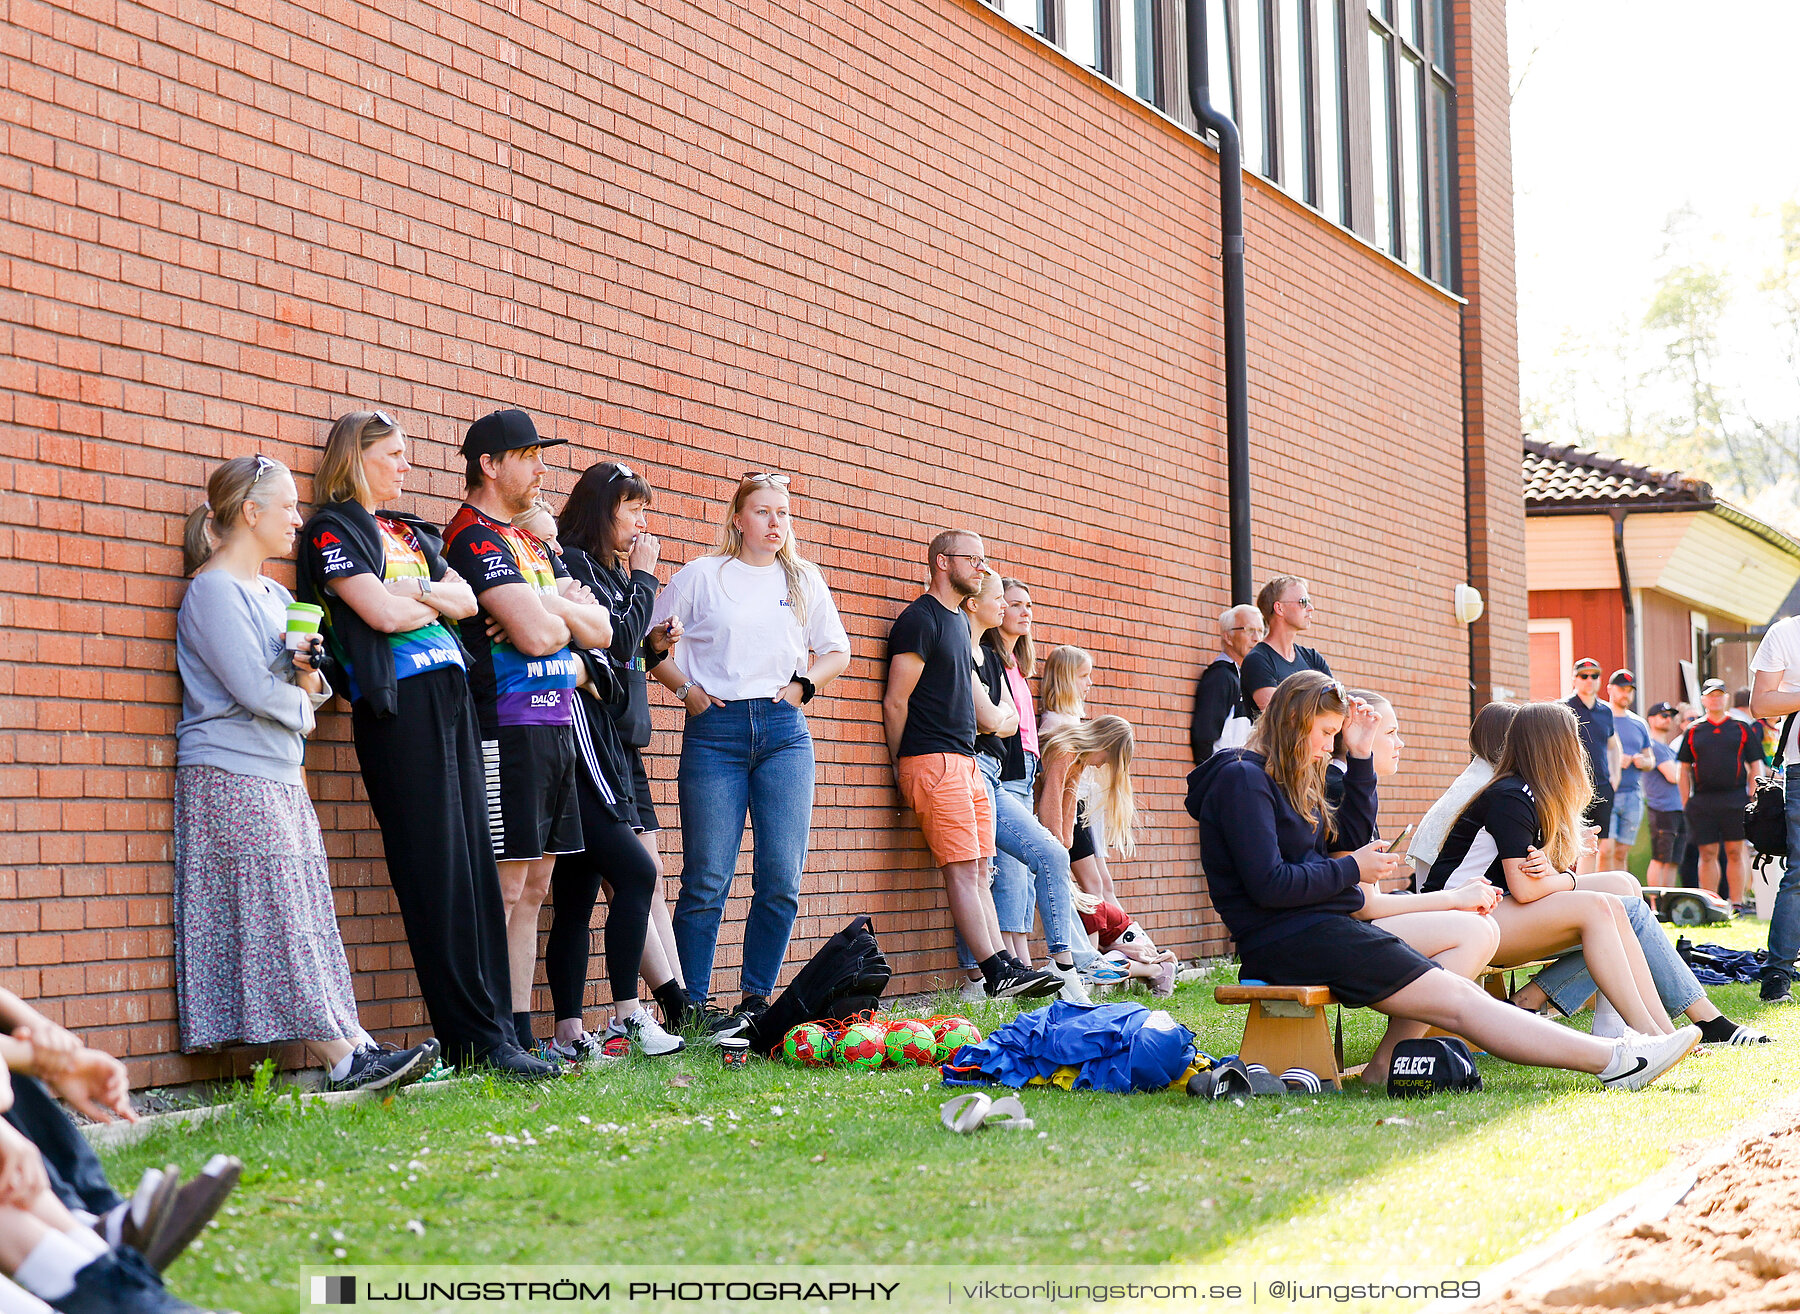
[1481,1122,1800,1313]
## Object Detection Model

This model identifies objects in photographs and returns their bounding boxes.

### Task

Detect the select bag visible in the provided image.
[1387,1037,1481,1098]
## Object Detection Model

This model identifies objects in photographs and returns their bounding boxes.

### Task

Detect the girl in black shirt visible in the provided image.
[1424,702,1677,1038]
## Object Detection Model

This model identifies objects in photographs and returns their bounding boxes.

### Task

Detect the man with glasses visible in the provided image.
[1190,603,1263,764]
[1566,658,1620,870]
[883,529,1058,1000]
[1240,575,1332,716]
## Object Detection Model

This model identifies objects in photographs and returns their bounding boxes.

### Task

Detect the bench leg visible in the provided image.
[1238,1001,1342,1089]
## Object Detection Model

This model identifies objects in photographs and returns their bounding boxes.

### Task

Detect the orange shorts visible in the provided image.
[895,753,995,867]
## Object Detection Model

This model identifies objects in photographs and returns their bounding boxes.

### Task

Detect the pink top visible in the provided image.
[1006,663,1039,759]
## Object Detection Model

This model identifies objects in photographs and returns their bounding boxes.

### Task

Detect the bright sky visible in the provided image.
[1509,0,1800,446]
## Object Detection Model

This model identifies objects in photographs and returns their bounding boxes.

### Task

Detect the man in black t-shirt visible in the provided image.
[1239,574,1331,716]
[883,530,1056,1000]
[1678,678,1764,909]
[1191,603,1262,764]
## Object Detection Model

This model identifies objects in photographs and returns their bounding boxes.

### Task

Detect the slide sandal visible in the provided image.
[939,1093,1037,1133]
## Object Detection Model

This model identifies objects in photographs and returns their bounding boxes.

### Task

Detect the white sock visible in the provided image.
[13,1232,94,1301]
[1593,996,1627,1040]
[61,1228,106,1261]
[611,1009,640,1031]
[1597,1038,1631,1080]
[97,1202,126,1248]
[0,1277,54,1314]
[328,1051,358,1081]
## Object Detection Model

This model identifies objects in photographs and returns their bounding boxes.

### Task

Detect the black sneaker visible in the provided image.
[470,1043,563,1081]
[986,965,1061,999]
[49,1247,203,1313]
[328,1041,438,1093]
[706,995,769,1041]
[1762,974,1795,1004]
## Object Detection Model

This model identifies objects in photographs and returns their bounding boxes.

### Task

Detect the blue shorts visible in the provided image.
[1609,790,1645,846]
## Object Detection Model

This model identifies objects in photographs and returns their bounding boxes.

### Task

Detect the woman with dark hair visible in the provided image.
[179,454,436,1090]
[649,472,853,1038]
[1185,672,1699,1090]
[557,460,690,1031]
[1406,701,1520,880]
[297,411,555,1080]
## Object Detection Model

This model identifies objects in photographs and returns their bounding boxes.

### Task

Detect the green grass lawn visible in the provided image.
[105,919,1796,1312]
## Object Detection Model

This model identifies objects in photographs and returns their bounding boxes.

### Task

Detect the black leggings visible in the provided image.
[548,820,658,1020]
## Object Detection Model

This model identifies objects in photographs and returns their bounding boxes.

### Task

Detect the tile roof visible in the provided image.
[1523,438,1712,509]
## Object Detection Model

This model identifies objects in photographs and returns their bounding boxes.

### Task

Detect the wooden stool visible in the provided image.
[1213,984,1345,1089]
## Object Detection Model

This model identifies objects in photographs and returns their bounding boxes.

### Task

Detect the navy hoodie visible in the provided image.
[1184,748,1379,952]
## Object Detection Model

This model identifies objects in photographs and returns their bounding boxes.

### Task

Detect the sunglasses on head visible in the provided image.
[251,454,278,481]
[743,471,790,487]
[604,462,636,483]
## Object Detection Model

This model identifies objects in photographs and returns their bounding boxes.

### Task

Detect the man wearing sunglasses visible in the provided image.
[1239,575,1332,716]
[1566,658,1621,870]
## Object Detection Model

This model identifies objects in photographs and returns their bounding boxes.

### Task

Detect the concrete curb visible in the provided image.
[1420,1086,1800,1314]
[81,1076,476,1150]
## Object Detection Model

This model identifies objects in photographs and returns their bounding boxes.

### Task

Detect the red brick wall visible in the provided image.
[1,0,1513,1082]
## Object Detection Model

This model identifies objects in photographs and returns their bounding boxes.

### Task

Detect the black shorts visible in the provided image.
[1582,794,1614,838]
[1648,808,1688,864]
[1069,813,1096,863]
[1686,792,1746,846]
[1239,916,1440,1009]
[481,723,582,862]
[624,745,661,835]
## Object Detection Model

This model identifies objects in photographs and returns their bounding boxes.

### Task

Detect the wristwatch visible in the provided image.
[418,576,433,596]
[674,680,696,700]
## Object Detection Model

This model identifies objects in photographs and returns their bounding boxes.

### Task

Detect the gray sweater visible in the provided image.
[175,570,331,786]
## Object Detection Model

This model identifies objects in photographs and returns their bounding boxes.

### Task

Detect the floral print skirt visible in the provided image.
[173,766,365,1052]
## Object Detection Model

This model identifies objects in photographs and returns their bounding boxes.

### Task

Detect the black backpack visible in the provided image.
[742,916,891,1055]
[1387,1037,1481,1097]
[1746,716,1793,875]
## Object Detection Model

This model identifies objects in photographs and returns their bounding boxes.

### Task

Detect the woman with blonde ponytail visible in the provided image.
[1422,701,1679,1038]
[175,456,437,1091]
[1187,672,1699,1091]
[648,472,852,1037]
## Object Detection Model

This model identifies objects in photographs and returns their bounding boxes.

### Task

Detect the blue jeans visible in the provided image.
[1609,790,1645,846]
[673,699,814,1004]
[1767,764,1800,984]
[1534,890,1704,1017]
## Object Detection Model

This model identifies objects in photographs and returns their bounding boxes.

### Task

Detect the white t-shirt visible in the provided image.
[1751,616,1800,767]
[650,555,850,703]
[1409,758,1497,881]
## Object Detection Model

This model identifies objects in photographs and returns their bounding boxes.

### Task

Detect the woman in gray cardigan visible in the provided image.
[174,455,436,1091]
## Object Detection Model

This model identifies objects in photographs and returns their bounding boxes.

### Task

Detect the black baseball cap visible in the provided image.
[1609,669,1635,687]
[1647,702,1679,717]
[461,409,568,459]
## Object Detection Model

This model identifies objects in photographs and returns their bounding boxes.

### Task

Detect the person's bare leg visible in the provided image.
[1725,842,1748,906]
[1372,971,1616,1073]
[1362,910,1502,1083]
[301,1038,356,1069]
[1491,894,1671,1035]
[1089,846,1118,904]
[501,856,555,1013]
[636,832,683,991]
[944,860,1001,961]
[1697,843,1722,900]
[1070,855,1105,900]
[1645,858,1676,888]
[0,1210,52,1276]
[1003,931,1030,964]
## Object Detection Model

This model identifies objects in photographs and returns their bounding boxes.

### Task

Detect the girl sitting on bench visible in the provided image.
[1185,672,1699,1091]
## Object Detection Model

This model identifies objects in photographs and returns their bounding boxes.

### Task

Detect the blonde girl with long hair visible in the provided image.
[1187,672,1699,1091]
[1420,701,1678,1038]
[1038,644,1126,903]
[649,472,852,1037]
[1037,716,1138,865]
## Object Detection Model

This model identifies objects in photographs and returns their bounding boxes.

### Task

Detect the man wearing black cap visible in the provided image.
[1677,678,1765,911]
[1566,657,1620,871]
[444,409,616,1054]
[1601,669,1654,870]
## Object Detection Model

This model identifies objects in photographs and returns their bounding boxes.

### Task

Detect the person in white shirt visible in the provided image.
[1751,616,1800,1003]
[649,473,851,1038]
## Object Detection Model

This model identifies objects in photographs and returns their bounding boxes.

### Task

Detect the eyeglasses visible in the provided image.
[742,472,790,487]
[943,552,987,569]
[1228,625,1266,635]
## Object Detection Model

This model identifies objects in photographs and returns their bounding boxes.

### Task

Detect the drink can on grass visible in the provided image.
[717,1036,749,1068]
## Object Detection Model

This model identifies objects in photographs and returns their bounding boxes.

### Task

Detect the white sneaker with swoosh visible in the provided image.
[1600,1026,1701,1091]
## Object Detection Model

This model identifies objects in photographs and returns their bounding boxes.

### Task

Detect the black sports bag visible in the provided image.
[1746,715,1793,875]
[1387,1037,1481,1097]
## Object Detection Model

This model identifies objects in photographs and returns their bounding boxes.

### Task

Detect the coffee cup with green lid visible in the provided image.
[285,602,325,650]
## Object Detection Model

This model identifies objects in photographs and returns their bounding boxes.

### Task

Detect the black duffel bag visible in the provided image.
[1746,715,1794,875]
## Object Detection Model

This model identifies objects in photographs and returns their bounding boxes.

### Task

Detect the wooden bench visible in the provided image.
[1215,961,1555,1089]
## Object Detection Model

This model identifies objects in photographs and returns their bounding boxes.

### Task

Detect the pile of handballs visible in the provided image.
[780,1016,981,1070]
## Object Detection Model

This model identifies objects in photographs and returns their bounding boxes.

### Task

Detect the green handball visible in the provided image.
[781,1022,831,1067]
[932,1016,982,1062]
[883,1018,937,1067]
[835,1020,888,1069]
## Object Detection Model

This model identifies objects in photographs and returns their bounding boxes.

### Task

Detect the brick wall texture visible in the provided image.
[0,0,1522,1084]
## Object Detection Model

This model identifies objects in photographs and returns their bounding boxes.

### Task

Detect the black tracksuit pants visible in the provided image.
[351,667,514,1065]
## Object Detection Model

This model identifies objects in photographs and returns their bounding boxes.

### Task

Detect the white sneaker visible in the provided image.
[957,977,986,1003]
[1046,961,1093,1005]
[1599,1025,1700,1091]
[617,1009,686,1057]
